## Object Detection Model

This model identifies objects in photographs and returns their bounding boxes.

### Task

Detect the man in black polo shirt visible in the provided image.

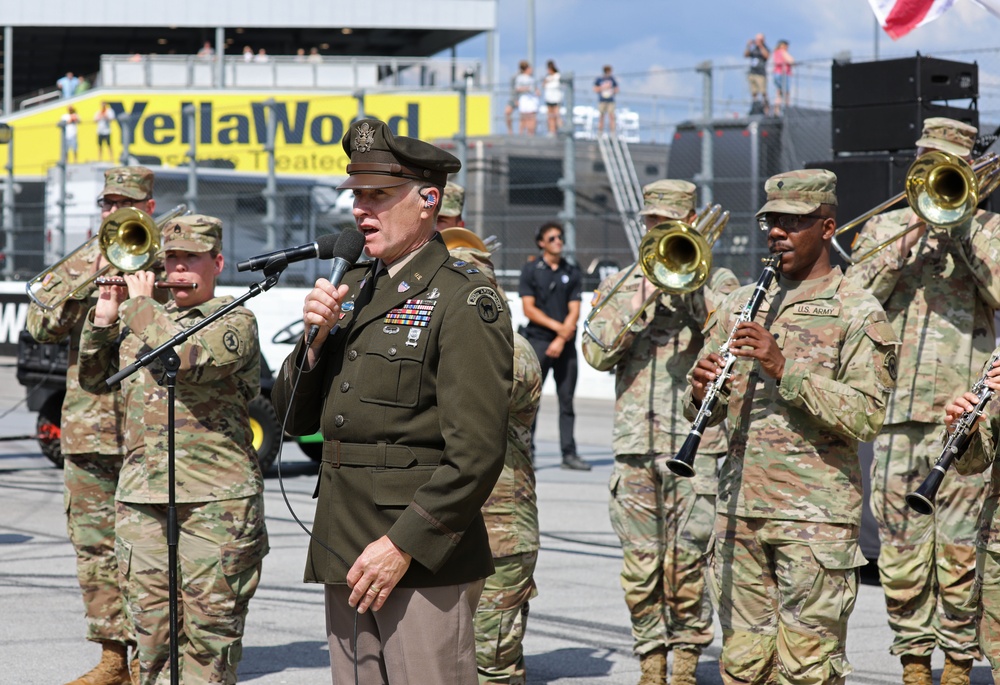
[518,221,590,470]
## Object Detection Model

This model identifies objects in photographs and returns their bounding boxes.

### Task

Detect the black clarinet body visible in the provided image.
[668,253,782,478]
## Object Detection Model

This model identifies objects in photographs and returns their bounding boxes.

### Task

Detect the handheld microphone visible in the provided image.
[306,229,367,346]
[236,233,340,272]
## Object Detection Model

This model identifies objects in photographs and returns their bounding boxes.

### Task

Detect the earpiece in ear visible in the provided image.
[424,193,437,208]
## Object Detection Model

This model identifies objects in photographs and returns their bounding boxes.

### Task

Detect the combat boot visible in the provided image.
[670,647,700,685]
[900,654,932,685]
[638,648,667,685]
[941,655,973,685]
[64,641,131,685]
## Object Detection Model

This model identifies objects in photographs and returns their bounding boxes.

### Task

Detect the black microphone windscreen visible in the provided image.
[314,233,341,260]
[333,229,366,263]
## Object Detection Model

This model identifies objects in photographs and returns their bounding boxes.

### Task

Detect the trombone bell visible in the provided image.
[640,222,711,294]
[906,150,978,228]
[26,205,186,311]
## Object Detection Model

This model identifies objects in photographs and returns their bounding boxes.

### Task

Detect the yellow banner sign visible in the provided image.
[7,92,491,176]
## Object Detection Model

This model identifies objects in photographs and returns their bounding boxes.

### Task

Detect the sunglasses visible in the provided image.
[545,234,564,243]
[758,213,826,232]
[98,197,149,211]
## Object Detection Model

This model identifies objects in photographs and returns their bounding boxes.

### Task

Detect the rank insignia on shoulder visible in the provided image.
[452,260,467,268]
[466,268,479,274]
[223,329,240,352]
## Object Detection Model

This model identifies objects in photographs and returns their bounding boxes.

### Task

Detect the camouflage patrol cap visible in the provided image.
[440,182,465,217]
[755,169,838,217]
[915,116,978,157]
[101,166,153,201]
[160,214,222,253]
[339,118,461,190]
[638,179,697,219]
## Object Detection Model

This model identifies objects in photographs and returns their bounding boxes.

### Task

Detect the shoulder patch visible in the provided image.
[468,286,503,323]
[223,328,241,353]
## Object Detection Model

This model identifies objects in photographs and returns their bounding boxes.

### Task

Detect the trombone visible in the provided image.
[831,150,1000,265]
[583,204,728,353]
[26,204,187,310]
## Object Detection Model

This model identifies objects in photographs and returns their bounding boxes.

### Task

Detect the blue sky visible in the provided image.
[449,0,1000,123]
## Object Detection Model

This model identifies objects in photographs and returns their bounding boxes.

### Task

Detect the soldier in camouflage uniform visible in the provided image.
[26,166,155,685]
[686,169,900,685]
[78,215,269,685]
[582,180,739,685]
[437,181,466,230]
[450,247,543,685]
[845,118,1000,685]
[947,355,1000,685]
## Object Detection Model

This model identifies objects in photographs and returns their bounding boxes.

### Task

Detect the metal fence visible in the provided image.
[3,45,1000,292]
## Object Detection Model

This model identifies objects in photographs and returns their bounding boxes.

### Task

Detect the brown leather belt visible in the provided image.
[321,440,443,468]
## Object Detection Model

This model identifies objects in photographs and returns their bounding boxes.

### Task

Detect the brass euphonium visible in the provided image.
[26,204,187,310]
[583,204,729,353]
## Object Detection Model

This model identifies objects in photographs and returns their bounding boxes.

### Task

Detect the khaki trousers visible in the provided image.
[325,579,485,684]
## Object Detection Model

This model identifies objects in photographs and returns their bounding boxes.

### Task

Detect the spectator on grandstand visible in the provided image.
[308,47,323,64]
[295,48,307,62]
[255,48,270,63]
[94,102,116,162]
[744,33,770,115]
[60,106,80,164]
[594,65,619,135]
[56,72,79,99]
[515,60,540,136]
[772,40,795,117]
[543,60,564,137]
[75,76,91,96]
[243,46,254,62]
[197,41,215,59]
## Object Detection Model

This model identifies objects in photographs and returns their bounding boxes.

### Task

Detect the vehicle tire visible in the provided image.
[37,395,64,469]
[248,394,281,474]
[297,439,323,462]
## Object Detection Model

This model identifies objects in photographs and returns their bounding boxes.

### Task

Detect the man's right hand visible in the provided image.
[302,279,350,363]
[690,353,724,404]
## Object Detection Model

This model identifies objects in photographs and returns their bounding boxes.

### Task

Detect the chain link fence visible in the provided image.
[3,46,999,291]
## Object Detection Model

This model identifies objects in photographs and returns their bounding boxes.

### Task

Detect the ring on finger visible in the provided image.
[367,586,382,595]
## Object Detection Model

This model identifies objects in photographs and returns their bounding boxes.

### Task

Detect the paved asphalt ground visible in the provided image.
[0,357,995,684]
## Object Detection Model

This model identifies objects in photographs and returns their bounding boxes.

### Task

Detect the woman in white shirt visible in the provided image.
[543,60,563,137]
[514,60,539,136]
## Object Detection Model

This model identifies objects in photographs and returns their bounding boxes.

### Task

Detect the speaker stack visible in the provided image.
[832,54,978,154]
[808,55,980,265]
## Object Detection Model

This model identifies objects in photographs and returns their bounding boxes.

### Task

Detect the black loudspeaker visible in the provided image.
[833,103,978,154]
[832,56,978,108]
[806,155,914,267]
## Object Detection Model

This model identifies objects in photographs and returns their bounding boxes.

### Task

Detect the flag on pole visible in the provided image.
[868,0,956,39]
[968,0,1000,20]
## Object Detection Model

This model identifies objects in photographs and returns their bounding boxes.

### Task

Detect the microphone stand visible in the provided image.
[105,258,287,685]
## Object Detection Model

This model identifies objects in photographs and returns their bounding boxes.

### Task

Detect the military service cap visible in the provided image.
[755,169,837,217]
[915,116,978,157]
[339,118,461,190]
[101,166,154,201]
[161,214,223,253]
[440,182,465,217]
[638,179,697,219]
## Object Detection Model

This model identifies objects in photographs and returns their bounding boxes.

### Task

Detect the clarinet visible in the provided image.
[905,348,1000,515]
[668,253,782,478]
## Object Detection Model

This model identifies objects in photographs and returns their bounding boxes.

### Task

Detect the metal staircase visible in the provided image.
[598,133,645,258]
